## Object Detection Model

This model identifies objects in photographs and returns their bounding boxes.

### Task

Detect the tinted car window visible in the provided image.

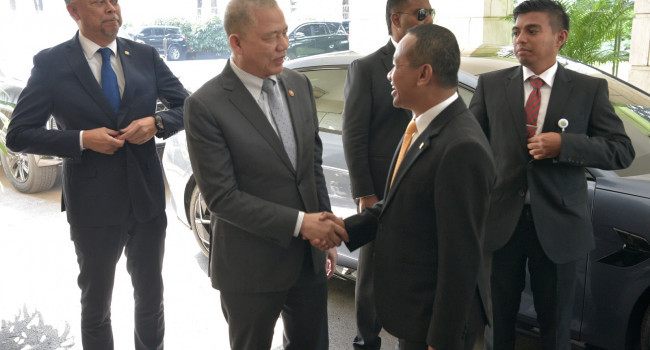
[313,24,328,36]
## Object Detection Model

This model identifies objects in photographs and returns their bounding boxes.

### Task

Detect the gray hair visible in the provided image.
[224,0,278,37]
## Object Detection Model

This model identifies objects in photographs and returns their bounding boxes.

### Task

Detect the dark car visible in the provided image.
[130,26,188,61]
[162,51,650,349]
[286,21,349,60]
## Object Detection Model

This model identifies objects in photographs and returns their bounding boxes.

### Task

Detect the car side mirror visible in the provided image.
[295,32,305,39]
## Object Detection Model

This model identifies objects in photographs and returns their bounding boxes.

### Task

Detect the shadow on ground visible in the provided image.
[1,305,74,350]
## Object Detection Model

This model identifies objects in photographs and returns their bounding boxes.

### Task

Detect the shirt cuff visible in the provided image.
[293,211,305,237]
[79,130,85,150]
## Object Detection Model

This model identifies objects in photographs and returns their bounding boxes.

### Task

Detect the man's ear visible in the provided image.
[556,29,568,49]
[390,13,402,32]
[229,34,243,55]
[417,64,433,86]
[66,3,80,21]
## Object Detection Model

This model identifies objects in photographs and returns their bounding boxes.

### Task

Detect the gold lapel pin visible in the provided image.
[289,90,294,97]
[124,51,130,56]
[419,142,424,149]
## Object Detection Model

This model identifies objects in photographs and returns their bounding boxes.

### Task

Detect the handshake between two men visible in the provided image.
[301,212,349,251]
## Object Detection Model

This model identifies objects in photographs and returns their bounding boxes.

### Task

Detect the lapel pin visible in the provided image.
[288,90,294,97]
[419,142,424,149]
[558,118,569,132]
[124,51,130,56]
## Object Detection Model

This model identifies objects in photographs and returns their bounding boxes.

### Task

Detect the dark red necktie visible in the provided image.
[525,77,544,138]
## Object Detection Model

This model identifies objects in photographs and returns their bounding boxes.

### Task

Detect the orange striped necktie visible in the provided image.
[525,77,544,138]
[390,119,418,187]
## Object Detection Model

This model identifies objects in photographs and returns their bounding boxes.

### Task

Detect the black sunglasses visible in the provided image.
[395,8,436,21]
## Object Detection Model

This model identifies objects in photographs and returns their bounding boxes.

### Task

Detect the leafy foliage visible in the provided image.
[558,0,634,73]
[151,16,231,56]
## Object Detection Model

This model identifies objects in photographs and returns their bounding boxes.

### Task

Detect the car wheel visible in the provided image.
[0,150,57,193]
[167,45,182,61]
[641,304,650,350]
[189,184,211,257]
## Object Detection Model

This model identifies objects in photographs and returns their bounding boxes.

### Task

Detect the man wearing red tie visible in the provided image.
[469,1,634,349]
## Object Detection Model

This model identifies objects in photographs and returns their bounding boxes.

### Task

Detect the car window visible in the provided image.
[141,28,152,36]
[299,67,347,135]
[295,25,310,38]
[313,24,328,36]
[153,28,165,36]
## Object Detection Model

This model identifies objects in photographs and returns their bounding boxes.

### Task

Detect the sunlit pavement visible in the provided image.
[0,162,402,349]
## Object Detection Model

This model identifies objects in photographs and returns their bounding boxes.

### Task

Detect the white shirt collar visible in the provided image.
[522,61,558,87]
[78,31,117,60]
[229,59,278,100]
[413,92,459,134]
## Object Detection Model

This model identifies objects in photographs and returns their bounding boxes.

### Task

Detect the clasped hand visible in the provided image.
[527,132,561,160]
[300,212,348,251]
[82,117,157,155]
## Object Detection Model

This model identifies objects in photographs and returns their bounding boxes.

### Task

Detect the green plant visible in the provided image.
[150,16,231,56]
[559,0,634,75]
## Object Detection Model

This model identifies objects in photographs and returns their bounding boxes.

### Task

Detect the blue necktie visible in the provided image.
[98,48,120,114]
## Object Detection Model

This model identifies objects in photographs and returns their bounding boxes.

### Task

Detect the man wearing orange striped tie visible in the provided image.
[329,24,496,350]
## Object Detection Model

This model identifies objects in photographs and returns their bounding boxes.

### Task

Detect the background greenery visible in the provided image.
[126,16,231,57]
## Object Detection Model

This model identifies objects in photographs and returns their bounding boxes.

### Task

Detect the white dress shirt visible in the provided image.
[407,92,459,151]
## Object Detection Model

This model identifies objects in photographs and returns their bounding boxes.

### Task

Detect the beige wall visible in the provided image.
[347,0,513,55]
[629,0,650,93]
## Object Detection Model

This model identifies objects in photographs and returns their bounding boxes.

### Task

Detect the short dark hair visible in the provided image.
[513,0,570,33]
[385,0,410,35]
[405,24,459,89]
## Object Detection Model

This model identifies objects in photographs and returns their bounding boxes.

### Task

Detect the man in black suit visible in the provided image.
[183,0,347,349]
[468,1,635,349]
[6,0,188,349]
[336,24,495,350]
[342,1,433,348]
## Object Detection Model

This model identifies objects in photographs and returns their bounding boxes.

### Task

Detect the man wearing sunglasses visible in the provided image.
[342,1,433,349]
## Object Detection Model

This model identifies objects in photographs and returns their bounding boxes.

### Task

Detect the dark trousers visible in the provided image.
[219,250,328,350]
[71,213,166,350]
[491,206,577,350]
[353,241,382,350]
[396,291,485,350]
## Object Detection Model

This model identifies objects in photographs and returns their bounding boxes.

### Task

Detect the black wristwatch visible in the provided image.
[154,115,164,137]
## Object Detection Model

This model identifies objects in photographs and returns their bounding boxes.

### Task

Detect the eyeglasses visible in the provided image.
[394,8,436,22]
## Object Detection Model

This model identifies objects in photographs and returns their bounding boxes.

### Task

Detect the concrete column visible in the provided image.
[432,0,512,55]
[629,0,650,93]
[347,0,513,56]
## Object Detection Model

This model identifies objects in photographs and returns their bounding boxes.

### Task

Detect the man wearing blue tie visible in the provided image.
[6,0,188,349]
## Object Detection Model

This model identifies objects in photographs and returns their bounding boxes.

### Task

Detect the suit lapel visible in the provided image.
[65,34,115,120]
[116,38,135,126]
[222,63,295,173]
[542,64,572,133]
[380,41,412,121]
[504,67,528,148]
[382,98,467,211]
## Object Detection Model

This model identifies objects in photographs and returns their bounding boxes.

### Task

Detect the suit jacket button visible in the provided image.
[518,189,526,197]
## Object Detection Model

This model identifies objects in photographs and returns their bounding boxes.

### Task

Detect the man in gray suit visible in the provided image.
[342,1,433,348]
[469,0,634,348]
[184,0,347,349]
